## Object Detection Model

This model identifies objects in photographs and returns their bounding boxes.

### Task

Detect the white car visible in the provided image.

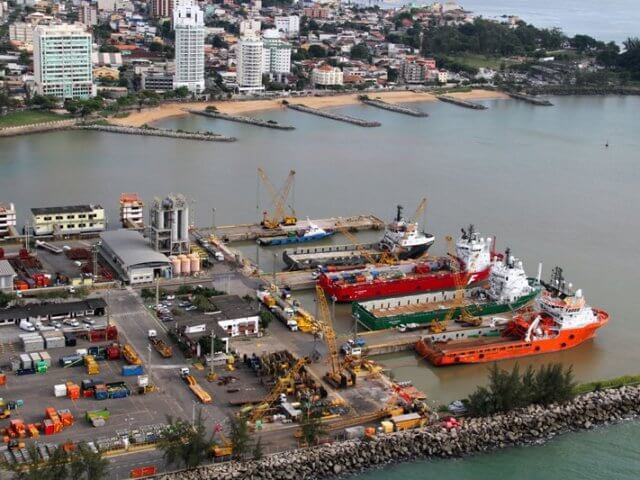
[63,319,80,327]
[165,295,175,301]
[19,319,36,332]
[82,318,95,325]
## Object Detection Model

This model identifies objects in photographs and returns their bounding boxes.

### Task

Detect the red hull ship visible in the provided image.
[415,267,609,366]
[319,225,493,302]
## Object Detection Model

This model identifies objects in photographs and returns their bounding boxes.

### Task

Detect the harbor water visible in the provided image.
[1,95,639,477]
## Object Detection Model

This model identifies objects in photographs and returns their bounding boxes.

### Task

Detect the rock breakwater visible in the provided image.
[159,385,640,480]
[73,124,236,142]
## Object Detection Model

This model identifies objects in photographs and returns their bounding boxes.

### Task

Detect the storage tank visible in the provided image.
[180,255,191,275]
[170,256,181,276]
[189,253,200,273]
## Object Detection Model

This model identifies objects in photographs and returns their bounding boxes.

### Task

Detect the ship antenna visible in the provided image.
[396,205,403,222]
[504,247,511,266]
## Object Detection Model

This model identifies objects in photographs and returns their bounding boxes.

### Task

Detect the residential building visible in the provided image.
[150,0,172,18]
[79,1,98,26]
[9,22,34,44]
[236,31,264,92]
[100,229,172,284]
[274,15,299,38]
[400,61,426,84]
[119,193,144,228]
[437,69,448,83]
[33,24,95,99]
[97,0,131,11]
[262,29,291,75]
[0,260,16,293]
[141,69,175,91]
[239,18,260,35]
[173,1,205,93]
[0,203,17,238]
[303,5,331,19]
[30,205,106,236]
[311,64,343,86]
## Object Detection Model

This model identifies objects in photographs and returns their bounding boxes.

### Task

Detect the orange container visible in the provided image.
[45,407,57,420]
[53,420,63,434]
[0,374,7,386]
[67,385,80,400]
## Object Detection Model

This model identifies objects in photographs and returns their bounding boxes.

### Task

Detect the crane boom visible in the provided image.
[315,285,341,376]
[257,168,297,228]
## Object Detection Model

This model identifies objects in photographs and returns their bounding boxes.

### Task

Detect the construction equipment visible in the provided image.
[430,236,476,333]
[148,330,173,358]
[258,168,297,229]
[122,344,142,365]
[315,285,356,389]
[249,357,309,424]
[334,220,395,266]
[211,424,233,458]
[180,367,212,404]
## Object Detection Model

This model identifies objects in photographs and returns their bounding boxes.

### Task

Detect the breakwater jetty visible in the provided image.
[189,109,295,130]
[285,102,381,127]
[437,95,487,110]
[159,385,640,480]
[506,92,554,106]
[360,98,429,117]
[0,119,77,137]
[73,124,236,142]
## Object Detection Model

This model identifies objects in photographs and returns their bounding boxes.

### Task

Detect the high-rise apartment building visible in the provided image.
[33,24,95,99]
[80,1,98,26]
[236,31,264,92]
[173,1,205,92]
[274,15,299,38]
[150,0,172,18]
[262,29,291,75]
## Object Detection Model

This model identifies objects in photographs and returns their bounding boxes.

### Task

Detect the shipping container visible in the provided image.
[121,365,144,377]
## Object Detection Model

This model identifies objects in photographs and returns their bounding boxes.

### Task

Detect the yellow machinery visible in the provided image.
[212,426,233,458]
[334,221,395,266]
[429,236,475,333]
[316,285,356,389]
[257,167,297,228]
[180,367,212,404]
[249,357,309,424]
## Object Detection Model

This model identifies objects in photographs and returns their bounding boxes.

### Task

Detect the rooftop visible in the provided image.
[100,229,171,269]
[31,205,102,216]
[0,260,17,278]
[0,298,107,322]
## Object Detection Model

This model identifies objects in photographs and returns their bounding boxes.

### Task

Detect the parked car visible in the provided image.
[82,318,95,325]
[63,319,80,327]
[19,319,36,332]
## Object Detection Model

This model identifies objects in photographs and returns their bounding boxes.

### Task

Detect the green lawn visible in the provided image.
[0,110,71,128]
[446,54,517,70]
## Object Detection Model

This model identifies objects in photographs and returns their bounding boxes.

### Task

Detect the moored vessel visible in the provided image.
[415,267,609,365]
[319,225,493,302]
[258,220,335,246]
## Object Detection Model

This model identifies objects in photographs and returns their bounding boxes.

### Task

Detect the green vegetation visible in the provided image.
[259,309,274,330]
[443,53,515,71]
[0,110,70,128]
[3,442,109,480]
[299,402,327,446]
[573,374,640,395]
[0,292,15,308]
[158,411,212,469]
[466,363,576,416]
[228,414,252,460]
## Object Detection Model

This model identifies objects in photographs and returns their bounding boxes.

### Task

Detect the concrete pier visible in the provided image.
[216,215,384,243]
[506,92,554,106]
[73,124,236,141]
[285,103,381,127]
[189,109,295,130]
[361,98,429,117]
[437,95,487,110]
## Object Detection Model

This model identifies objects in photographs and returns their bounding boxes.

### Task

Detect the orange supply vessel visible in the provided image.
[415,267,609,366]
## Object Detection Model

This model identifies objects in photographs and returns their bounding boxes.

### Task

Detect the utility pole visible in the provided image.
[155,277,160,306]
[272,252,277,285]
[212,208,216,236]
[207,330,217,381]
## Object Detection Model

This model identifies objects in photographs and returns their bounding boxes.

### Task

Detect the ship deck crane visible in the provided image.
[429,235,476,333]
[258,168,297,229]
[334,220,394,266]
[396,197,428,257]
[316,285,356,389]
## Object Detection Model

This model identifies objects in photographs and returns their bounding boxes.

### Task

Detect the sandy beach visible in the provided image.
[109,89,509,127]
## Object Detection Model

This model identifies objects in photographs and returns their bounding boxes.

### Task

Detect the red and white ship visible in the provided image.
[318,225,493,302]
[415,267,609,366]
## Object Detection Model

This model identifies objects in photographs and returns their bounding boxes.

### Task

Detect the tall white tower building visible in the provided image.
[236,31,264,92]
[33,24,94,99]
[262,29,291,76]
[173,1,205,93]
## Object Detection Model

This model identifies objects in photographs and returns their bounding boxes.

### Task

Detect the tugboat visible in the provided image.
[257,220,335,246]
[318,225,493,302]
[415,267,609,366]
[378,205,434,259]
[352,248,540,330]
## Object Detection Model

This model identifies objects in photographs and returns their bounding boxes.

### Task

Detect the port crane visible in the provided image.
[258,168,297,229]
[315,285,356,389]
[429,235,476,333]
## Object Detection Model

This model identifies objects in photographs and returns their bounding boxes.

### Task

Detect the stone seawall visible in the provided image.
[159,385,640,480]
[0,119,77,137]
[73,124,236,142]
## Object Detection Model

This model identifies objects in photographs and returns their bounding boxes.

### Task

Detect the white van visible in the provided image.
[19,319,36,332]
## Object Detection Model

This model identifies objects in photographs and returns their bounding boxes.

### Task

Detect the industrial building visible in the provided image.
[30,205,106,236]
[149,194,190,256]
[211,295,260,337]
[0,260,17,293]
[100,229,172,285]
[0,298,106,327]
[0,202,17,238]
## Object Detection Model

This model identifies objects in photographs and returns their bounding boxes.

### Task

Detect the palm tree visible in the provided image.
[158,410,212,469]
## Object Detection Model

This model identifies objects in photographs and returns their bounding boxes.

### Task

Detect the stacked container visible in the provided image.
[44,407,63,434]
[20,333,44,353]
[57,409,74,427]
[42,331,65,349]
[94,384,108,400]
[85,355,99,375]
[66,382,80,400]
[53,384,67,398]
[19,353,32,370]
[39,351,52,368]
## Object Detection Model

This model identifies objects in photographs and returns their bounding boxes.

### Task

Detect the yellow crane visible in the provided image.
[334,220,395,266]
[429,235,475,333]
[258,168,297,229]
[249,357,309,424]
[211,425,233,458]
[316,285,356,389]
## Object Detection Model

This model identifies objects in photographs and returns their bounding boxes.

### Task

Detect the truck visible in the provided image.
[122,344,142,365]
[148,330,173,358]
[180,368,212,404]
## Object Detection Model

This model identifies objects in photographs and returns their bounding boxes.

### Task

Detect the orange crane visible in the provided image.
[429,235,475,333]
[258,168,297,229]
[316,285,356,389]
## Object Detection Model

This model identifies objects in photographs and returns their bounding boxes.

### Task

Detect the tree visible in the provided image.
[99,44,119,53]
[158,411,212,469]
[149,41,164,52]
[70,442,110,480]
[252,436,264,460]
[259,310,274,330]
[350,43,369,60]
[299,402,326,446]
[173,86,190,98]
[19,51,30,65]
[307,44,327,58]
[4,445,46,480]
[228,414,252,460]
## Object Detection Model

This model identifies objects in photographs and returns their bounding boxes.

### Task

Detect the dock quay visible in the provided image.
[216,215,384,243]
[436,95,487,110]
[73,124,237,142]
[360,98,429,117]
[283,242,380,270]
[189,109,295,130]
[264,271,316,291]
[506,92,554,106]
[285,103,382,127]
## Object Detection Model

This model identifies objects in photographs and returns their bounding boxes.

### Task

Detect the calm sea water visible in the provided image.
[1,95,639,477]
